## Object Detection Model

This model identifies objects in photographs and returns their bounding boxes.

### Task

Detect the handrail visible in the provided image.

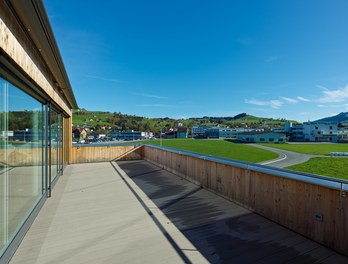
[142,144,348,192]
[72,142,143,147]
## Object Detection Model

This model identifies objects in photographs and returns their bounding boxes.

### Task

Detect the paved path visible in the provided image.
[250,144,322,168]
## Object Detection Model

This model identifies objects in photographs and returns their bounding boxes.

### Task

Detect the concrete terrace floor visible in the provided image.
[9,160,348,264]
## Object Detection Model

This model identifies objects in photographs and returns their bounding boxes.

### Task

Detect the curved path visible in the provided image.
[249,144,323,168]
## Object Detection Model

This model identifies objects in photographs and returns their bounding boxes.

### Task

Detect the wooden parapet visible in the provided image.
[141,145,348,256]
[71,145,143,164]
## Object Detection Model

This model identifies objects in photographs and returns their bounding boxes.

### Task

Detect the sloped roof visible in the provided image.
[8,0,78,109]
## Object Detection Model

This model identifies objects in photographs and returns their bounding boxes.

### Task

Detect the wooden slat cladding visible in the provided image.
[71,145,142,164]
[0,1,72,115]
[141,145,348,256]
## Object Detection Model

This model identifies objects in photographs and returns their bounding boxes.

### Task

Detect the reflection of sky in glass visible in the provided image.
[8,83,42,111]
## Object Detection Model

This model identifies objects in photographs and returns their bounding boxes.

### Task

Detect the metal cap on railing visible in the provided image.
[142,144,348,192]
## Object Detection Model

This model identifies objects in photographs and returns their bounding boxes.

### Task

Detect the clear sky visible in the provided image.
[44,0,348,122]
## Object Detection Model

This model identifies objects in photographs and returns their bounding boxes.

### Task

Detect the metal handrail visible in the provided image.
[143,144,348,192]
[70,142,348,191]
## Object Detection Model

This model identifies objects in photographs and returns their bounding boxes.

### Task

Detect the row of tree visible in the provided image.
[72,109,295,134]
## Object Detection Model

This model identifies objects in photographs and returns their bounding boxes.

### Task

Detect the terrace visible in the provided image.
[7,144,348,263]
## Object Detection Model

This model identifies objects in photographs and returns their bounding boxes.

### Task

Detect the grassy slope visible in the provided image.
[259,143,348,155]
[72,113,112,126]
[143,139,278,163]
[287,158,348,180]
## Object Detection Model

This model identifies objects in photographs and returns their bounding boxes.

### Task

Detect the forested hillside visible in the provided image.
[72,109,298,134]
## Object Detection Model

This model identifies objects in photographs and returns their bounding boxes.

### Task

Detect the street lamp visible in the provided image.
[24,128,28,142]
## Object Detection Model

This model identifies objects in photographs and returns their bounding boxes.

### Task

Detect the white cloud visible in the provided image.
[297,96,310,102]
[134,93,168,99]
[137,104,185,108]
[245,99,283,109]
[316,84,348,103]
[299,112,311,116]
[85,75,121,83]
[317,103,345,108]
[280,97,298,103]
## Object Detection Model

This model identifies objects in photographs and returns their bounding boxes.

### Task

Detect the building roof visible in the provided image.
[237,131,285,136]
[175,127,188,132]
[8,0,78,109]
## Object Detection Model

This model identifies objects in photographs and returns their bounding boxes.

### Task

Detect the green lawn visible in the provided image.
[0,141,26,147]
[286,157,348,180]
[72,113,112,126]
[143,139,278,163]
[259,143,348,155]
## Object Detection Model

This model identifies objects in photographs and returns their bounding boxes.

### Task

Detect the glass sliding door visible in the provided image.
[50,109,63,183]
[0,77,9,253]
[0,77,45,254]
[57,114,63,174]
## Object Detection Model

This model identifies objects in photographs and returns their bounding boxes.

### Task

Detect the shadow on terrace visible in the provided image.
[9,144,348,263]
[117,159,344,263]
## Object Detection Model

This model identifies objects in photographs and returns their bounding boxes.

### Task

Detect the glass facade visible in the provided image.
[0,76,64,256]
[50,109,61,182]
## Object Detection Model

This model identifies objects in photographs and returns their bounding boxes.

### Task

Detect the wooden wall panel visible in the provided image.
[0,3,72,115]
[70,146,142,164]
[0,148,43,166]
[141,145,348,256]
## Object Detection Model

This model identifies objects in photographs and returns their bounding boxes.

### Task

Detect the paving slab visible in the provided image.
[117,159,348,264]
[9,162,207,264]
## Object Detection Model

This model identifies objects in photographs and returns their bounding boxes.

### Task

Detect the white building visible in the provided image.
[302,122,338,142]
[337,122,348,142]
[236,132,286,143]
[290,124,304,141]
[191,126,261,139]
[191,126,216,137]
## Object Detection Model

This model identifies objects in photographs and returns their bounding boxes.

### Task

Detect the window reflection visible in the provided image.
[0,78,44,253]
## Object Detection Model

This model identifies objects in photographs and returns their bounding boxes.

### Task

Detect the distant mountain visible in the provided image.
[315,112,348,123]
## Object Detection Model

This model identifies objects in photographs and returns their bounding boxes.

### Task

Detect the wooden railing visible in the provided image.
[140,145,348,256]
[68,144,347,256]
[71,145,142,164]
[0,147,45,166]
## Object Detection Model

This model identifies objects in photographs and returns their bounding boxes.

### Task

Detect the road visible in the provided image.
[250,144,322,168]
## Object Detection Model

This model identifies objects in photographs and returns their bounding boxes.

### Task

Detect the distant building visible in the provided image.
[289,124,304,142]
[174,122,183,127]
[162,127,188,139]
[281,121,338,142]
[191,126,215,137]
[218,127,261,139]
[236,132,286,143]
[141,132,154,139]
[175,127,188,138]
[192,125,262,139]
[73,128,88,141]
[111,131,142,141]
[338,122,348,143]
[302,122,338,142]
[272,122,292,133]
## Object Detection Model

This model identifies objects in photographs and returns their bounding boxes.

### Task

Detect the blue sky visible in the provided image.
[44,0,348,122]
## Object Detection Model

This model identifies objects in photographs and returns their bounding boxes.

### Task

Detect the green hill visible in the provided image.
[72,109,298,134]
